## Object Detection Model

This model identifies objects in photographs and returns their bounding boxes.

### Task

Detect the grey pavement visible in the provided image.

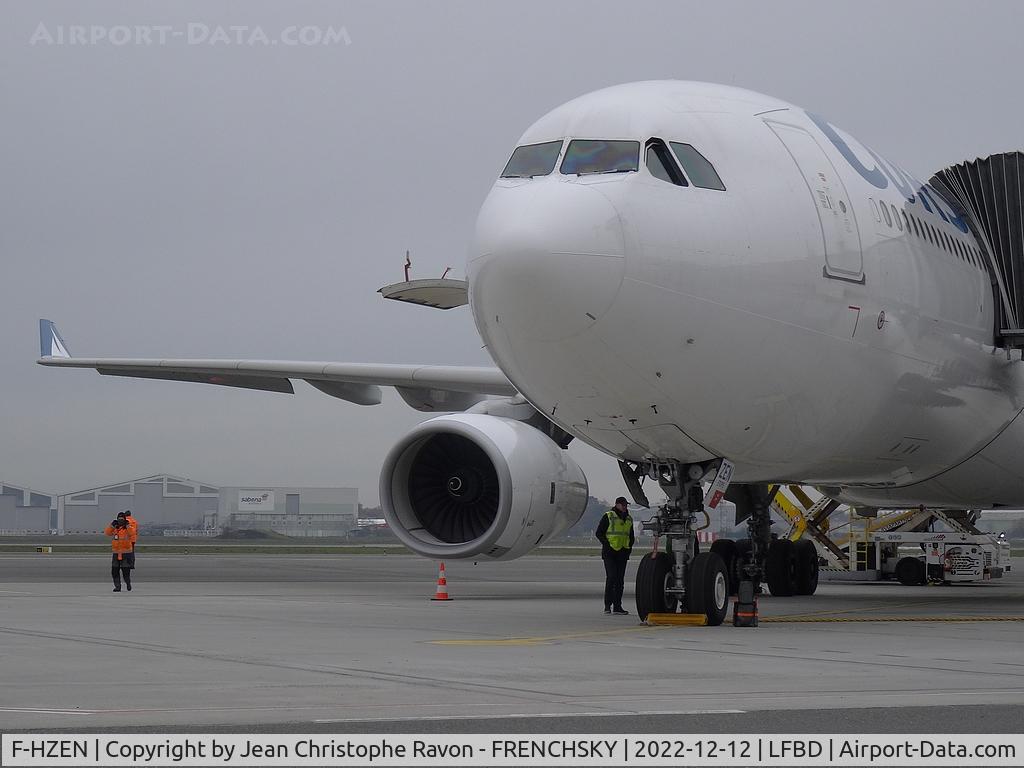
[0,554,1022,733]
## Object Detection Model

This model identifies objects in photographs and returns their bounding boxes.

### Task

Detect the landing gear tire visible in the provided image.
[635,551,678,621]
[710,539,739,596]
[895,556,926,586]
[687,552,729,626]
[793,539,819,595]
[766,538,796,597]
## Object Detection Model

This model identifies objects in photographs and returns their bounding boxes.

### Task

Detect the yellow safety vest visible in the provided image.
[605,511,633,551]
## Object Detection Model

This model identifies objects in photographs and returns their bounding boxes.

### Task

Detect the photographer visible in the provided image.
[103,518,133,592]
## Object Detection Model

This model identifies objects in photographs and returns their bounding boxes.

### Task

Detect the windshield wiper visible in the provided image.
[576,168,636,176]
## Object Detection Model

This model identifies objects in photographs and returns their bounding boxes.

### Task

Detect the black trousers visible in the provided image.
[111,555,132,589]
[603,550,629,609]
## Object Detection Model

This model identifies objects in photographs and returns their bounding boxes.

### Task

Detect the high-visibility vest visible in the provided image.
[104,526,133,560]
[605,511,633,551]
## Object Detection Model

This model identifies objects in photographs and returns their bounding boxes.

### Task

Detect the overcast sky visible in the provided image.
[2,1,1021,505]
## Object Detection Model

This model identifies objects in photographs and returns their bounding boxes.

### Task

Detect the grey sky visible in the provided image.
[2,1,1021,505]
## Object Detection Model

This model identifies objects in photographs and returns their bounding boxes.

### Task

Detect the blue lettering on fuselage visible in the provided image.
[863,145,916,203]
[806,111,968,233]
[806,111,888,188]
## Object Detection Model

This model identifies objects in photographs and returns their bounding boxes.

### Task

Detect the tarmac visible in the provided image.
[1,552,1022,733]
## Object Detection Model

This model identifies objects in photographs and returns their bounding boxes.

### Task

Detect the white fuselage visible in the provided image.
[468,81,1024,508]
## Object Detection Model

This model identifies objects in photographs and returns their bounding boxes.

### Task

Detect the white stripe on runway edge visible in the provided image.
[0,707,96,715]
[314,709,746,723]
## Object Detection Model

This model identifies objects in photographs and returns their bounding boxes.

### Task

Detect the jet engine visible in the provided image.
[380,413,588,560]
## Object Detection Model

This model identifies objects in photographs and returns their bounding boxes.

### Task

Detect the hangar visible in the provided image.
[48,474,358,536]
[59,474,220,533]
[0,481,57,534]
[218,485,358,537]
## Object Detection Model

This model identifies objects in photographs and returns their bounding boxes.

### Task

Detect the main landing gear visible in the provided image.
[765,538,820,597]
[634,461,737,626]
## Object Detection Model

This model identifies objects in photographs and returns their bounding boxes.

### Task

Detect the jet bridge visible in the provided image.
[930,152,1024,348]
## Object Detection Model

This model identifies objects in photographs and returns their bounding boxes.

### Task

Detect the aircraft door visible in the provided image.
[766,121,864,282]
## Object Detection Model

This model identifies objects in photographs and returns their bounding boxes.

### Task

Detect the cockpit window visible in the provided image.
[645,139,688,186]
[669,142,726,190]
[500,140,563,178]
[560,140,639,175]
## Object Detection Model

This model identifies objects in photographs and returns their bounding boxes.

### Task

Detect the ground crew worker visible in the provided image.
[121,510,138,569]
[104,518,133,592]
[596,496,634,615]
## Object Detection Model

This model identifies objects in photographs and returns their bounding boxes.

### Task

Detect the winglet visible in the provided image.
[39,319,71,359]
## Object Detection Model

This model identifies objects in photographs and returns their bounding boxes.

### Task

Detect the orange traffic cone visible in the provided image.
[431,561,452,601]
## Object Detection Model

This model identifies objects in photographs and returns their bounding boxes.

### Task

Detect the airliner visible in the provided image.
[39,81,1024,625]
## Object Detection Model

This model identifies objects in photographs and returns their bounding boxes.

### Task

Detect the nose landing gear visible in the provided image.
[634,460,734,626]
[632,461,775,627]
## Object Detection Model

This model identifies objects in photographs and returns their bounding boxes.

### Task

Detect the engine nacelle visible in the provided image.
[380,413,588,561]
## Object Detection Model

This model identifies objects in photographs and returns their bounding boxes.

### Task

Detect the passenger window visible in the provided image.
[645,139,687,186]
[870,198,881,222]
[881,203,892,228]
[560,140,639,175]
[669,142,726,190]
[501,140,563,178]
[901,210,911,233]
[892,204,903,231]
[910,215,920,237]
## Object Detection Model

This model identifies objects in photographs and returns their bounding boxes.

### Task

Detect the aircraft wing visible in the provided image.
[37,319,516,412]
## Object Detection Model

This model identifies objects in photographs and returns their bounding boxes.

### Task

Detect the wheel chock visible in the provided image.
[644,613,708,626]
[733,579,758,627]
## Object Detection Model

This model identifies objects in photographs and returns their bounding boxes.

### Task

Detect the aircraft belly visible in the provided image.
[836,408,1024,507]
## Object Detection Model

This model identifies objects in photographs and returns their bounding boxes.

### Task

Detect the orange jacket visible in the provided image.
[104,525,133,559]
[125,515,138,546]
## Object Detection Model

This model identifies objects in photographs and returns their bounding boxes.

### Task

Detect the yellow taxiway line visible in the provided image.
[430,625,658,646]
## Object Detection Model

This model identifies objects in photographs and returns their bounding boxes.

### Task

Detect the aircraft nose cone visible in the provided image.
[469,182,626,342]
